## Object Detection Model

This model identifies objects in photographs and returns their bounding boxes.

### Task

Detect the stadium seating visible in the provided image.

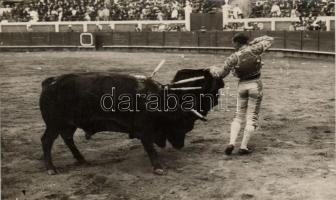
[249,0,335,18]
[1,0,333,22]
[0,0,186,22]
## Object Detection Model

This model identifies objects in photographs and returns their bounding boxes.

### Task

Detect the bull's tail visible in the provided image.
[40,77,59,123]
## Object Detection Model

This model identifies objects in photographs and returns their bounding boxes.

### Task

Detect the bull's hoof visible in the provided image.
[47,169,58,175]
[153,168,167,175]
[47,167,63,175]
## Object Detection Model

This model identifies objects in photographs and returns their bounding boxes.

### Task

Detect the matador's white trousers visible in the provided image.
[229,79,263,149]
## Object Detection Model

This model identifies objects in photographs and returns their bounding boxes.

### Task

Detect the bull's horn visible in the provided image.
[190,109,207,121]
[150,59,166,78]
[170,76,204,85]
[169,86,202,91]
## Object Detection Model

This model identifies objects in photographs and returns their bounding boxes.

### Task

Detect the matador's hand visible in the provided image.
[207,66,222,79]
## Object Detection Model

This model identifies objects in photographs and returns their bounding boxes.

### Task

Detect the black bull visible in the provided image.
[39,69,224,175]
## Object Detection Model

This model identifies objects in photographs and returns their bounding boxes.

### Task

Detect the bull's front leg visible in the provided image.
[141,138,166,175]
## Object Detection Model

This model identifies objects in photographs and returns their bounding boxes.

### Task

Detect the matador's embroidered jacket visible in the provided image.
[210,35,274,80]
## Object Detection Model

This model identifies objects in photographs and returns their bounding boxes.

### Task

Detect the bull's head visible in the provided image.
[156,69,224,149]
[169,68,225,120]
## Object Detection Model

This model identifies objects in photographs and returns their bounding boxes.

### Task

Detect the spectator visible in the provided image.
[250,1,264,18]
[67,24,74,32]
[310,16,320,30]
[289,22,296,31]
[290,8,297,17]
[70,6,78,21]
[296,0,307,17]
[324,1,335,16]
[141,5,149,20]
[232,4,243,19]
[135,24,141,32]
[257,23,264,30]
[50,7,58,21]
[57,7,63,21]
[244,22,255,30]
[103,6,110,21]
[29,8,39,22]
[271,3,281,17]
[222,0,231,20]
[4,4,12,14]
[97,6,104,20]
[157,10,164,21]
[0,5,12,22]
[171,7,178,19]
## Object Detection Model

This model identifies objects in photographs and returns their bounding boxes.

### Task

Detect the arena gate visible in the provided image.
[190,13,223,31]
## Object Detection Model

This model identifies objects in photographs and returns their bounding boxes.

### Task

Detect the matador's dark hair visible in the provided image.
[232,33,249,45]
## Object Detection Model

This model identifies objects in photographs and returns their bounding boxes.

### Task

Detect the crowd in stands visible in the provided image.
[249,0,335,18]
[223,15,327,31]
[0,0,190,22]
[0,0,334,22]
[221,0,334,31]
[290,15,327,30]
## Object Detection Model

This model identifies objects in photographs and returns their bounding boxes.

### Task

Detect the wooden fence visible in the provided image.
[0,31,334,53]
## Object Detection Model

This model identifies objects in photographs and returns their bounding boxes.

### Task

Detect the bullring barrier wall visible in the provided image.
[0,31,334,54]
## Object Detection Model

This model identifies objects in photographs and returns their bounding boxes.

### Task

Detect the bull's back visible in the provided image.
[39,72,161,128]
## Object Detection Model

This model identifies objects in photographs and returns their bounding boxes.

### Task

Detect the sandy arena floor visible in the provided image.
[1,52,335,200]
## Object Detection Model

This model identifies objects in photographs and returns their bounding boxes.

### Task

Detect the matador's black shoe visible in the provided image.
[238,148,253,155]
[225,144,235,155]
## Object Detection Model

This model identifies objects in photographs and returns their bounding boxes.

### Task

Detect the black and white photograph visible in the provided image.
[0,0,335,199]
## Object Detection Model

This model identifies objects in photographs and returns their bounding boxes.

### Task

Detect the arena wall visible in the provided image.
[0,31,334,56]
